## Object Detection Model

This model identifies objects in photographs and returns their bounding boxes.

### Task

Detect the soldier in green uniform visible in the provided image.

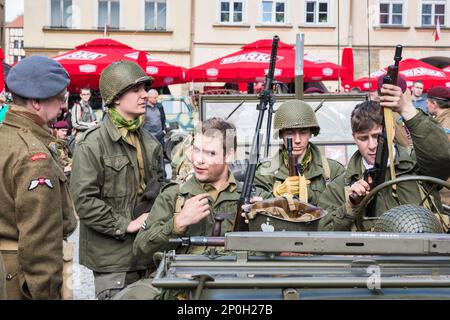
[254,100,345,205]
[318,84,450,232]
[69,60,164,300]
[124,118,269,299]
[0,56,78,299]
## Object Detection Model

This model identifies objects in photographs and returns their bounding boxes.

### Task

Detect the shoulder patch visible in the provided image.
[31,153,48,161]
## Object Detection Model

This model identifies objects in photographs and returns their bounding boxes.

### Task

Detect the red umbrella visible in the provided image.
[352,58,450,92]
[53,38,186,92]
[0,48,4,94]
[187,39,346,83]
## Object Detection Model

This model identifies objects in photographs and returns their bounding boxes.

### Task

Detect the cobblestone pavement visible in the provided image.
[68,163,172,300]
[68,225,95,300]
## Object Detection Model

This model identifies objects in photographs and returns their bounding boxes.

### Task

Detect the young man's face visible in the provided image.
[280,128,312,158]
[412,83,424,98]
[191,133,233,183]
[353,124,383,165]
[80,89,91,103]
[115,83,148,120]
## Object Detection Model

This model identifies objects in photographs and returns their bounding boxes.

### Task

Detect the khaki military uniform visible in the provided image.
[0,105,78,299]
[254,143,345,206]
[435,108,450,205]
[318,111,450,231]
[69,113,164,299]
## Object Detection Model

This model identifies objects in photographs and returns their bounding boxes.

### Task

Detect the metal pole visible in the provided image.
[295,33,304,100]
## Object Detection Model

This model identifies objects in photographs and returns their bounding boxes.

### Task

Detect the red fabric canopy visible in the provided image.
[352,58,450,92]
[0,48,4,94]
[187,39,349,83]
[53,38,186,92]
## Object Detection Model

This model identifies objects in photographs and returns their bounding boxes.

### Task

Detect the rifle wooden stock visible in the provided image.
[287,137,298,177]
[365,45,402,216]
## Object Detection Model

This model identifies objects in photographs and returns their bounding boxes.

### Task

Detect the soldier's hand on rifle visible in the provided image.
[174,193,211,233]
[127,213,149,233]
[348,179,371,208]
[380,84,417,121]
[240,196,264,224]
[273,176,300,197]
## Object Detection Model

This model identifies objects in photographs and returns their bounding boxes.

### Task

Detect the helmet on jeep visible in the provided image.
[100,60,153,106]
[273,100,320,136]
[373,204,443,233]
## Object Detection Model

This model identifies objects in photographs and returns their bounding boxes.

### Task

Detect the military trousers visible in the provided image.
[93,270,146,300]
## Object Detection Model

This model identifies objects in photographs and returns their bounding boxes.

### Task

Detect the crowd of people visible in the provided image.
[0,55,449,300]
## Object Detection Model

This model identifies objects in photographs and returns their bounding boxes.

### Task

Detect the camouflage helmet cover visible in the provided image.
[100,60,153,106]
[273,100,320,136]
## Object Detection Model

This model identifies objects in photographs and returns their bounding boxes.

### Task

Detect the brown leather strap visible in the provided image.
[0,239,19,251]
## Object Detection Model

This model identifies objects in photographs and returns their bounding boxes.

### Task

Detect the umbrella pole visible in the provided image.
[295,33,304,100]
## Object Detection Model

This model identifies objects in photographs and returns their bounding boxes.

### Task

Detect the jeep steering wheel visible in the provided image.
[354,175,450,231]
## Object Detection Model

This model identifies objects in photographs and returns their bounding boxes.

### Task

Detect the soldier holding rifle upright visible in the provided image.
[318,83,450,232]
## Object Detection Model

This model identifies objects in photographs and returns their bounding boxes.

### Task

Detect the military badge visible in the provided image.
[29,177,54,190]
[31,153,48,161]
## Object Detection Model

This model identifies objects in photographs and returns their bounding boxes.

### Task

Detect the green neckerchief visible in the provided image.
[282,143,312,173]
[107,107,145,132]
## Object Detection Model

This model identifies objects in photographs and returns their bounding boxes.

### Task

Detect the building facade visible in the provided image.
[4,15,25,64]
[23,0,449,92]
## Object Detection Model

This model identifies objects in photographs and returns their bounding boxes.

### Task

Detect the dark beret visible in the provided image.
[427,86,450,101]
[377,74,407,93]
[6,56,70,99]
[52,120,69,129]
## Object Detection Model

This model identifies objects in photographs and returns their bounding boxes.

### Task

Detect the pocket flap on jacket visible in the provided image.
[103,155,130,171]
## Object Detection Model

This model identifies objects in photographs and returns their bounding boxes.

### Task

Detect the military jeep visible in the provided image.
[148,93,450,300]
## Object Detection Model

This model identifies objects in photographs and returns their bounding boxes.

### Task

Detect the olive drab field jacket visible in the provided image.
[70,114,164,273]
[0,105,77,299]
[318,111,450,231]
[254,143,345,206]
[133,173,272,265]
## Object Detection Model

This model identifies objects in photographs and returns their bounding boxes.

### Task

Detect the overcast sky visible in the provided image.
[5,0,24,22]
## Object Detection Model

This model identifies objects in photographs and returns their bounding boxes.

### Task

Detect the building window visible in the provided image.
[14,40,19,49]
[305,0,329,24]
[379,1,403,25]
[145,0,167,30]
[98,0,120,29]
[50,0,72,27]
[220,1,244,23]
[422,1,445,26]
[262,0,285,24]
[21,40,24,49]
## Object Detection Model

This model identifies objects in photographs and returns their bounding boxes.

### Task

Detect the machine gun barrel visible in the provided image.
[169,236,225,247]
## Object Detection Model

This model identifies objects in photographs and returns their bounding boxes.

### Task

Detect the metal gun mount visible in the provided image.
[156,232,450,299]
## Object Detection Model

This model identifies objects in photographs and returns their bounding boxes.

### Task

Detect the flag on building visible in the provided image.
[434,17,441,42]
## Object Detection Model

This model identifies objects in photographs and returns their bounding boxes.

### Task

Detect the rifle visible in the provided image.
[350,45,402,217]
[287,137,298,177]
[232,35,279,231]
